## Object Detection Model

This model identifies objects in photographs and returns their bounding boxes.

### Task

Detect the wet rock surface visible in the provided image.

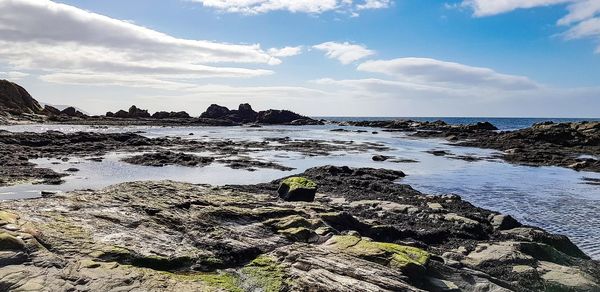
[412,121,600,172]
[121,151,215,167]
[0,130,387,187]
[343,119,600,172]
[0,166,598,291]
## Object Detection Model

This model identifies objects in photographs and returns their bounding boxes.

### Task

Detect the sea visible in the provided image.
[1,117,599,259]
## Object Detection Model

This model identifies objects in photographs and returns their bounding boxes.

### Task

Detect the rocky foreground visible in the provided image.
[1,166,599,291]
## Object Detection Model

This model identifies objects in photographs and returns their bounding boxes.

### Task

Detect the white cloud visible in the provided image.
[460,0,600,53]
[268,46,303,57]
[357,58,538,91]
[191,0,392,14]
[356,0,391,10]
[0,0,280,87]
[558,0,600,25]
[461,0,572,17]
[0,71,29,81]
[313,42,375,64]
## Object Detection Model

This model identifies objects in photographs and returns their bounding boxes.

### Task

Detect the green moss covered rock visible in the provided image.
[325,235,429,273]
[277,177,317,202]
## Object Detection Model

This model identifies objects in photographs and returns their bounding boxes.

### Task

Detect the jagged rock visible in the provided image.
[277,177,317,202]
[128,105,150,118]
[233,103,258,123]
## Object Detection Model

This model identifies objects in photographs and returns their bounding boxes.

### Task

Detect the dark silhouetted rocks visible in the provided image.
[198,104,321,125]
[151,111,191,119]
[42,105,61,116]
[200,104,230,119]
[0,80,43,114]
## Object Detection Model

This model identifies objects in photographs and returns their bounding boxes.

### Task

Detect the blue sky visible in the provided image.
[1,0,599,117]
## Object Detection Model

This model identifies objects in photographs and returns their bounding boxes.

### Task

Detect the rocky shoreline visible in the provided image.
[1,166,598,291]
[340,119,600,173]
[0,130,388,187]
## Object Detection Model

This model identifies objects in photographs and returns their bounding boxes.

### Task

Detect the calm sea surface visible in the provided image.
[1,120,599,259]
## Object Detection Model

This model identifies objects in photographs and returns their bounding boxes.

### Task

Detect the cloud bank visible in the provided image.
[190,0,392,15]
[0,0,285,88]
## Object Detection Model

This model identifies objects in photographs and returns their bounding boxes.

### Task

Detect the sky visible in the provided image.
[0,0,599,117]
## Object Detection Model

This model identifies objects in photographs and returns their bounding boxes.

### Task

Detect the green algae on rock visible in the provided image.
[325,235,430,272]
[277,177,317,202]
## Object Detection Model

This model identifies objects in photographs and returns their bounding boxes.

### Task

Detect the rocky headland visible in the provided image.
[0,80,321,126]
[1,166,599,291]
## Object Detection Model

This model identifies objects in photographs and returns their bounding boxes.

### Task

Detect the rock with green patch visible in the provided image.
[277,177,317,202]
[239,255,285,292]
[324,235,430,273]
[0,232,26,250]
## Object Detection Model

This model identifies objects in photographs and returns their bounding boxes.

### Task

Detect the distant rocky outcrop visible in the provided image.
[200,103,258,123]
[0,80,43,115]
[152,111,190,119]
[106,105,151,119]
[199,103,321,125]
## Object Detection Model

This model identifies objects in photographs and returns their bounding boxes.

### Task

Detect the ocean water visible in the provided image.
[321,117,600,131]
[1,123,600,259]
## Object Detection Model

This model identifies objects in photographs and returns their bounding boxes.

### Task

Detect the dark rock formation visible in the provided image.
[151,111,190,119]
[128,105,150,118]
[200,104,231,119]
[0,80,43,114]
[60,106,86,117]
[41,105,61,116]
[256,109,309,125]
[198,104,321,125]
[105,106,150,119]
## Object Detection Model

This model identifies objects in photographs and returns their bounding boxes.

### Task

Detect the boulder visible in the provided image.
[489,214,521,230]
[277,177,317,202]
[200,104,231,119]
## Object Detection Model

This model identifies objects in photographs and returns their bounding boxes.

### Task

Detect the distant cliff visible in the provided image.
[0,80,43,115]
